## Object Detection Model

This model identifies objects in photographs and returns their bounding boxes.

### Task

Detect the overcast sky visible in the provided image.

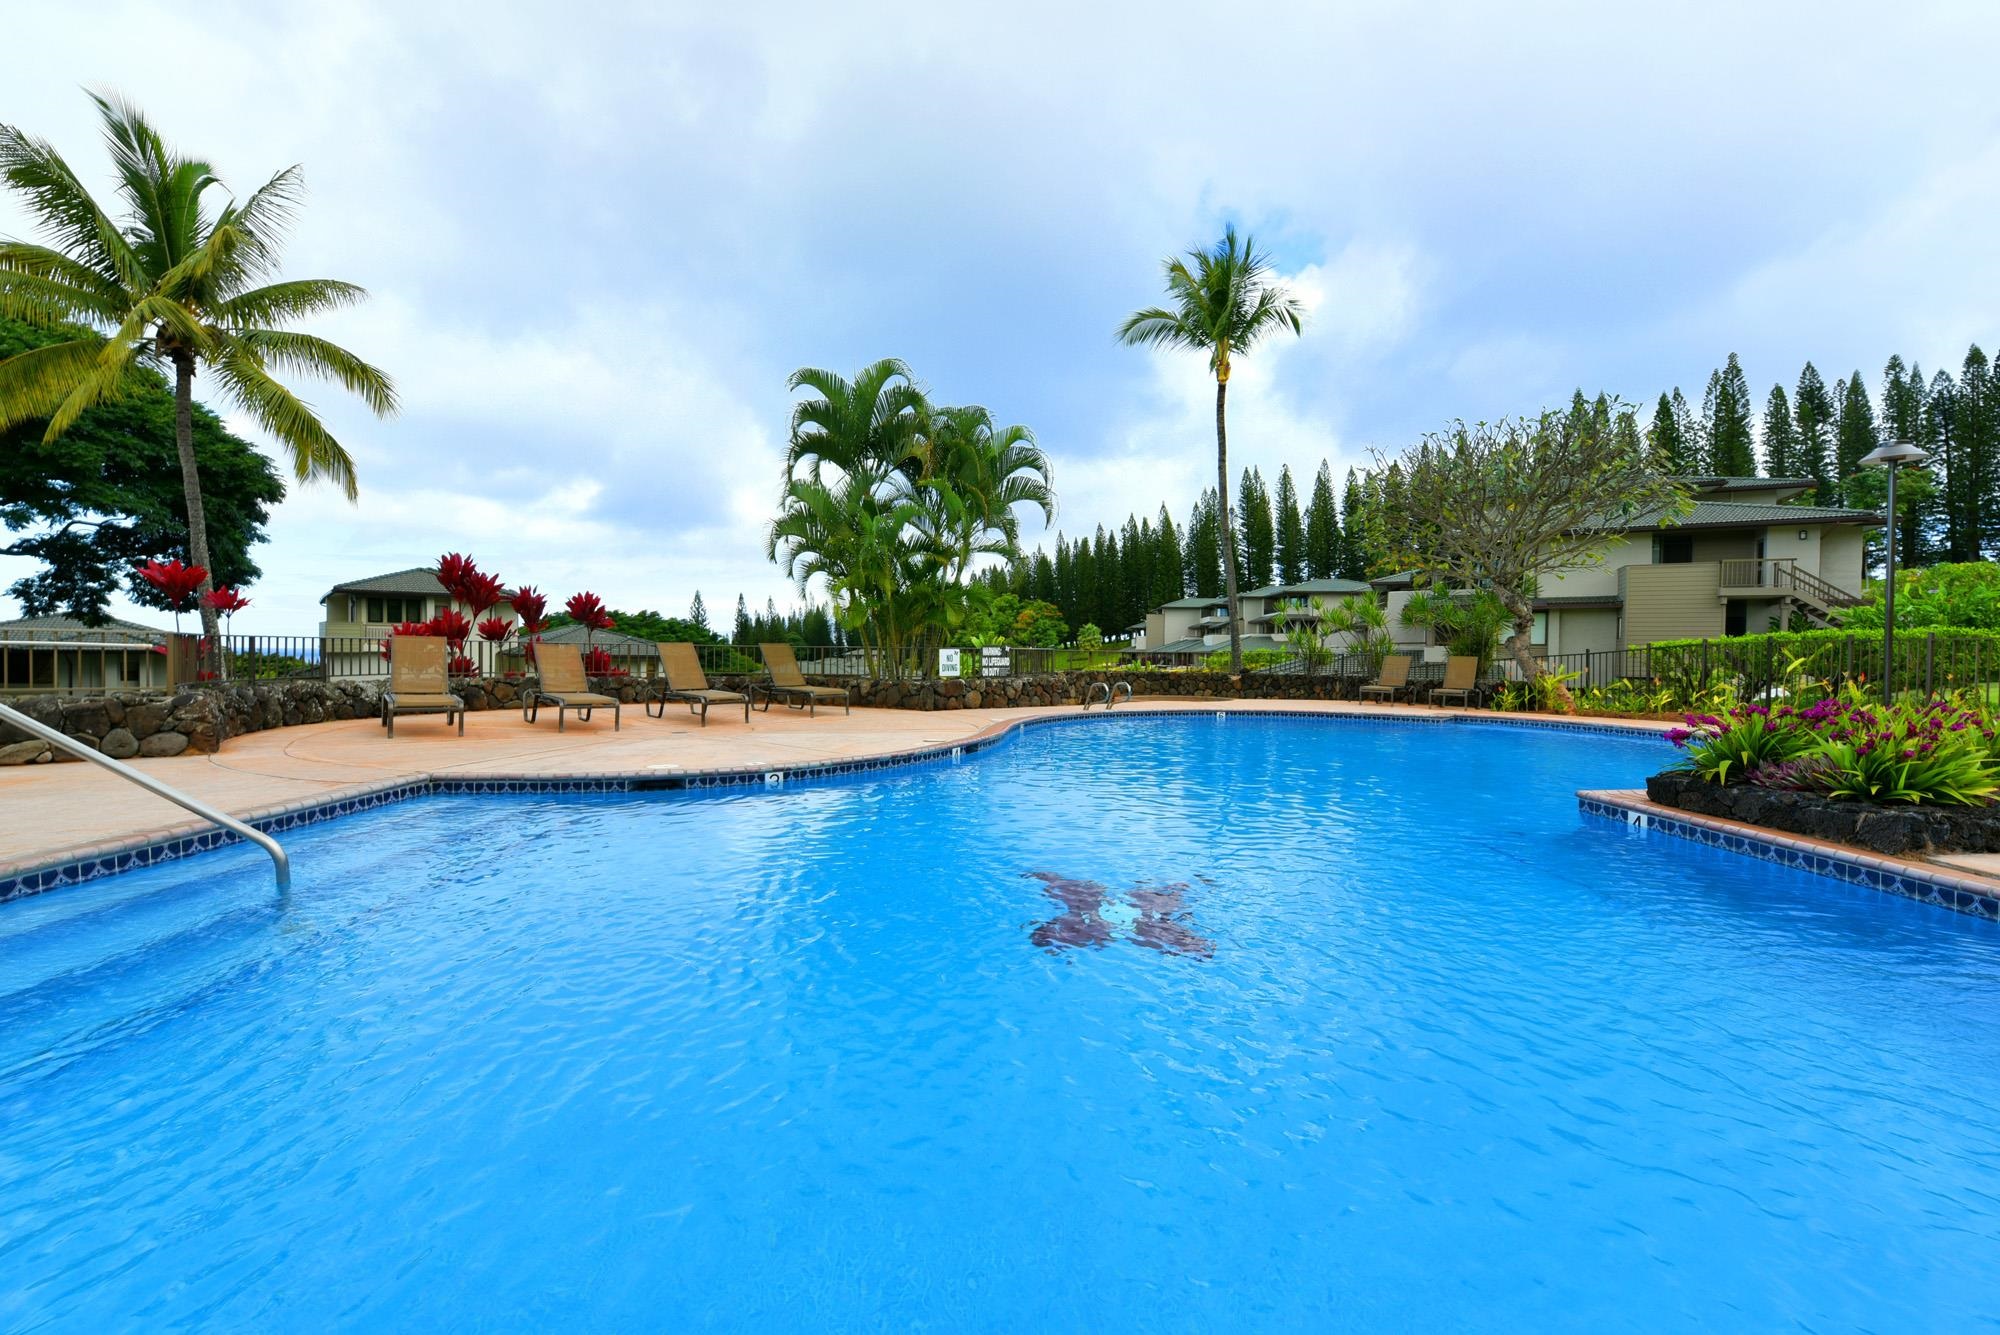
[5,2,1998,634]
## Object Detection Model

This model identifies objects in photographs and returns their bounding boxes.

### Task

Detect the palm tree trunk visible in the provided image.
[173,354,224,650]
[1215,376,1243,675]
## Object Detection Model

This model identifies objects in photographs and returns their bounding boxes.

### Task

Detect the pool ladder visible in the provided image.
[0,699,291,890]
[1083,681,1133,711]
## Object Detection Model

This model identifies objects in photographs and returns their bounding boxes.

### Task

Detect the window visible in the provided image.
[1531,612,1548,647]
[366,596,426,624]
[1654,534,1694,564]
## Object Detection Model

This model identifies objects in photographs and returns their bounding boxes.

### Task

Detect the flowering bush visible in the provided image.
[1668,694,1999,806]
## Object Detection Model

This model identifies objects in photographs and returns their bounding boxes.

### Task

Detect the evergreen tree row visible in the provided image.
[999,460,1393,641]
[1645,345,1999,562]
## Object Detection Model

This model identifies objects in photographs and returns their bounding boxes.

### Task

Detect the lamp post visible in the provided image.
[1860,440,1928,701]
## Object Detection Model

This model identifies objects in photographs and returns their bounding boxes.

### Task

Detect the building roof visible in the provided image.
[1158,595,1225,610]
[1241,577,1374,599]
[1533,595,1624,610]
[321,567,450,602]
[516,624,656,655]
[0,614,168,644]
[1369,570,1419,590]
[1672,475,1812,492]
[1151,635,1288,655]
[1604,500,1881,533]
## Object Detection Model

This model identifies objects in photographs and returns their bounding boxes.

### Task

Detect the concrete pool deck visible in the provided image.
[2,698,1994,904]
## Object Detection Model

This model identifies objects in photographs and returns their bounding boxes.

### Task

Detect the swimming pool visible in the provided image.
[3,714,1997,1329]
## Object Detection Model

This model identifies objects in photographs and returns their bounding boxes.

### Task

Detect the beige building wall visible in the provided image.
[1621,564,1726,646]
[1548,609,1622,656]
[1818,527,1866,595]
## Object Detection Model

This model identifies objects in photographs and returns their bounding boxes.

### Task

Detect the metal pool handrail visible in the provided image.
[0,700,290,890]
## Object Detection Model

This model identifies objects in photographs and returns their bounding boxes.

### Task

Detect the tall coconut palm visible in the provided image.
[1117,226,1304,674]
[0,93,396,641]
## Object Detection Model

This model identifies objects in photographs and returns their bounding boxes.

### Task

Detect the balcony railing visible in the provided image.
[1716,558,1862,608]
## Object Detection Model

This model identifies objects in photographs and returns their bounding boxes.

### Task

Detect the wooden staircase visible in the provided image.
[1716,559,1863,629]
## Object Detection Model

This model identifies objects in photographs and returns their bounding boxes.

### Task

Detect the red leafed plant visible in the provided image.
[477,616,511,644]
[564,591,614,632]
[510,585,549,634]
[449,653,477,675]
[436,552,481,605]
[461,570,507,619]
[137,558,208,633]
[582,646,625,676]
[430,607,472,648]
[202,586,251,616]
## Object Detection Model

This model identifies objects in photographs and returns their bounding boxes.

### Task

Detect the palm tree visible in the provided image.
[921,404,1055,582]
[0,93,396,642]
[1117,225,1303,674]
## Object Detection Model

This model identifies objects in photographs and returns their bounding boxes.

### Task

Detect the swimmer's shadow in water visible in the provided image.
[1025,871,1215,959]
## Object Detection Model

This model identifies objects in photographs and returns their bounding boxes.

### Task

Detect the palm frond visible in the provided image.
[214,278,367,328]
[0,337,112,431]
[0,120,144,291]
[233,329,398,415]
[209,344,360,498]
[0,243,127,322]
[40,336,141,439]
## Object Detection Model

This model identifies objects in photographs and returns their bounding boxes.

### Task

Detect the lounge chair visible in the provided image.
[523,642,621,732]
[380,636,464,738]
[646,642,749,725]
[1427,655,1481,708]
[754,642,850,716]
[1357,654,1413,704]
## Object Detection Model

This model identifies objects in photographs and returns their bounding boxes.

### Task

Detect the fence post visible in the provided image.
[1925,631,1935,697]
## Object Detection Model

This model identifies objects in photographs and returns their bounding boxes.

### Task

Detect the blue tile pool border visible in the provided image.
[0,705,1712,907]
[1579,792,2000,922]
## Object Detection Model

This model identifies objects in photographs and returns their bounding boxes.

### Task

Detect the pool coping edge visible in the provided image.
[1578,789,2000,921]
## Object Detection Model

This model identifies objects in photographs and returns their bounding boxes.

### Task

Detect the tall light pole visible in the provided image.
[1860,440,1928,701]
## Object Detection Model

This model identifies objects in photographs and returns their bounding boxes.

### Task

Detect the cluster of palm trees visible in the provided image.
[767,358,1054,677]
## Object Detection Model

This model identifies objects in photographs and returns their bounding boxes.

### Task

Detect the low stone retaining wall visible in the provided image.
[0,668,1365,763]
[1645,770,2000,857]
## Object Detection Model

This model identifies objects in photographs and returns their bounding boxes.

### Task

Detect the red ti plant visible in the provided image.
[137,558,209,634]
[509,585,550,676]
[477,616,511,644]
[202,586,250,634]
[436,552,481,605]
[565,590,615,675]
[582,645,624,676]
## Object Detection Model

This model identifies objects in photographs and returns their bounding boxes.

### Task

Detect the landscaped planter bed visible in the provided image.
[1645,770,2000,857]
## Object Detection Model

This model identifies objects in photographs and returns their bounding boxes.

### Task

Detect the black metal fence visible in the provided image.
[17,630,1989,706]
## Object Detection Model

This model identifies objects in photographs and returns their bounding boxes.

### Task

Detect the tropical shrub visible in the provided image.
[1667,693,1999,804]
[1844,562,2000,632]
[1398,587,1510,672]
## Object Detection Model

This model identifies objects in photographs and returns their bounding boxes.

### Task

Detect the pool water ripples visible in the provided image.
[2,715,1999,1329]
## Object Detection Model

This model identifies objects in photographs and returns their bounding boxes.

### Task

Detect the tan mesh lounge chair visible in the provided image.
[647,642,749,725]
[1427,654,1481,708]
[755,642,850,716]
[524,641,621,732]
[1357,654,1413,703]
[380,635,464,738]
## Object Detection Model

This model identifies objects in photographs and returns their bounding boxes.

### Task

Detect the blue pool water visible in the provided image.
[4,715,1999,1330]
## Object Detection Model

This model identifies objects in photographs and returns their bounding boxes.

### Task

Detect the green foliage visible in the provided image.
[1702,353,1756,476]
[1202,647,1291,672]
[1647,390,1699,474]
[1793,363,1835,501]
[1670,694,1999,804]
[1844,562,2000,631]
[544,607,721,645]
[0,94,396,636]
[961,586,1068,648]
[769,361,1052,677]
[1273,465,1306,585]
[1237,465,1274,589]
[1398,586,1509,671]
[1369,408,1691,681]
[1076,622,1103,653]
[0,317,283,620]
[1313,593,1393,677]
